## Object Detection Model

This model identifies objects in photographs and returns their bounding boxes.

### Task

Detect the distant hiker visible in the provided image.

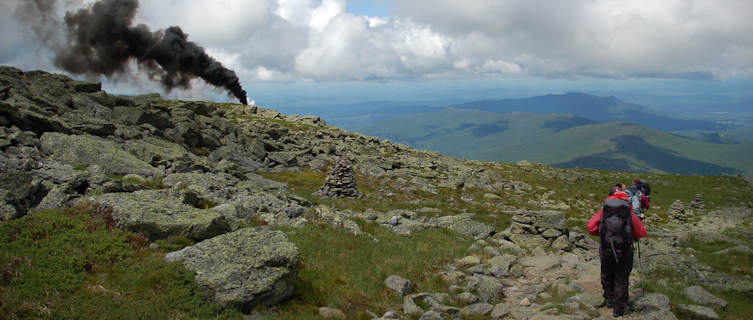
[627,179,649,219]
[639,178,651,205]
[587,186,647,318]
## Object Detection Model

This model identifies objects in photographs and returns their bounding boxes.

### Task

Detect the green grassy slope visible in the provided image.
[361,109,753,175]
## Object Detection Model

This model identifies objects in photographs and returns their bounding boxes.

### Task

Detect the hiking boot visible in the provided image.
[597,299,613,308]
[613,309,624,318]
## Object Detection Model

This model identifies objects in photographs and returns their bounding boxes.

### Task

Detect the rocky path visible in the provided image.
[368,206,752,319]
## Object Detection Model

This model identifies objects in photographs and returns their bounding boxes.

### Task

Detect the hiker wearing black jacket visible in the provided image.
[587,186,647,317]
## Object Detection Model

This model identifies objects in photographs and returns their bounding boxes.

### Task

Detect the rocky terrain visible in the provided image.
[2,66,752,319]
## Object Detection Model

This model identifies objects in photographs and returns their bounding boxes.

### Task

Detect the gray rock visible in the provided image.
[33,184,72,211]
[541,228,562,238]
[435,214,495,239]
[565,293,602,309]
[641,310,679,320]
[466,274,504,303]
[93,189,233,240]
[1,202,17,221]
[385,275,413,296]
[380,310,400,319]
[519,254,561,272]
[508,233,550,250]
[467,263,490,275]
[455,292,479,305]
[491,303,510,319]
[683,286,727,310]
[124,137,208,172]
[677,304,719,320]
[72,81,101,93]
[403,294,425,317]
[165,227,300,308]
[418,310,443,320]
[552,235,571,251]
[632,293,672,313]
[40,132,157,176]
[487,254,516,275]
[318,307,346,319]
[0,169,44,219]
[459,303,494,317]
[457,255,481,268]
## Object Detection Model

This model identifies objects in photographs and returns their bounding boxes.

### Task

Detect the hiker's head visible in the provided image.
[609,186,621,195]
[633,179,641,185]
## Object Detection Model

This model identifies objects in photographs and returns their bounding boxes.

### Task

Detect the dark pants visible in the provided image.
[600,246,633,315]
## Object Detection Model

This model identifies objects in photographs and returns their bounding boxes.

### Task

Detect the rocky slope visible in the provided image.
[2,66,752,319]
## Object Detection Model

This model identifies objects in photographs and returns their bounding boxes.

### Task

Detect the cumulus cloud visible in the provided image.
[394,0,753,79]
[2,0,751,103]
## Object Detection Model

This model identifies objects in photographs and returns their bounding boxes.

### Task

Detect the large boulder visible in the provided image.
[0,169,45,220]
[165,227,300,309]
[124,137,208,172]
[93,189,233,241]
[683,286,727,310]
[41,132,158,176]
[434,213,495,239]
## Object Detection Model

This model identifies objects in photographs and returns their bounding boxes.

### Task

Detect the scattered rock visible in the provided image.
[418,310,442,320]
[677,304,719,320]
[93,189,233,241]
[165,227,300,309]
[459,303,494,317]
[40,132,158,176]
[683,286,727,310]
[385,275,413,296]
[490,303,510,319]
[318,307,346,319]
[456,255,481,268]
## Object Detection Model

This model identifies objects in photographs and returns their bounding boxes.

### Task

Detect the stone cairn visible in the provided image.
[507,210,571,251]
[315,158,362,198]
[669,200,687,222]
[690,193,705,210]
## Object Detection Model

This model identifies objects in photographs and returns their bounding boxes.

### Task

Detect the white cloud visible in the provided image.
[3,0,752,103]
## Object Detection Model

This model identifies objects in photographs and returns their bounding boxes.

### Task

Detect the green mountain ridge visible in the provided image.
[362,108,753,175]
[451,92,728,132]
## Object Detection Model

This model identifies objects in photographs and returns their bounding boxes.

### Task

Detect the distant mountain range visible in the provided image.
[359,94,753,175]
[449,92,728,131]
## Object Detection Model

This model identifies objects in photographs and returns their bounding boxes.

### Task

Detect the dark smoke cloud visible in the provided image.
[28,0,247,104]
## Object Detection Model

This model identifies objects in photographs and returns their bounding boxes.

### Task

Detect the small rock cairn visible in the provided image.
[690,193,705,210]
[315,158,362,198]
[669,200,687,222]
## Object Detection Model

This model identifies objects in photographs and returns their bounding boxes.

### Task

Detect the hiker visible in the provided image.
[627,179,649,219]
[639,179,651,199]
[623,180,639,219]
[587,186,647,318]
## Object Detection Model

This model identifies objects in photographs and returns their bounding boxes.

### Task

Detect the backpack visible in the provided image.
[599,198,633,262]
[640,193,650,210]
[640,181,651,197]
[627,186,643,216]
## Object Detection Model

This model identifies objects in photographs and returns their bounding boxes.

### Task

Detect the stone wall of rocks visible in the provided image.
[502,210,572,252]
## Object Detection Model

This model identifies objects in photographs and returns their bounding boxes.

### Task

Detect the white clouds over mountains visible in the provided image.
[3,0,752,83]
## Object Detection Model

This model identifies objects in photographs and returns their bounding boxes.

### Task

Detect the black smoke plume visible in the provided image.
[47,0,248,104]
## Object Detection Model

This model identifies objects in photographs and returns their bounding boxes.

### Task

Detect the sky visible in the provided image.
[1,0,751,113]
